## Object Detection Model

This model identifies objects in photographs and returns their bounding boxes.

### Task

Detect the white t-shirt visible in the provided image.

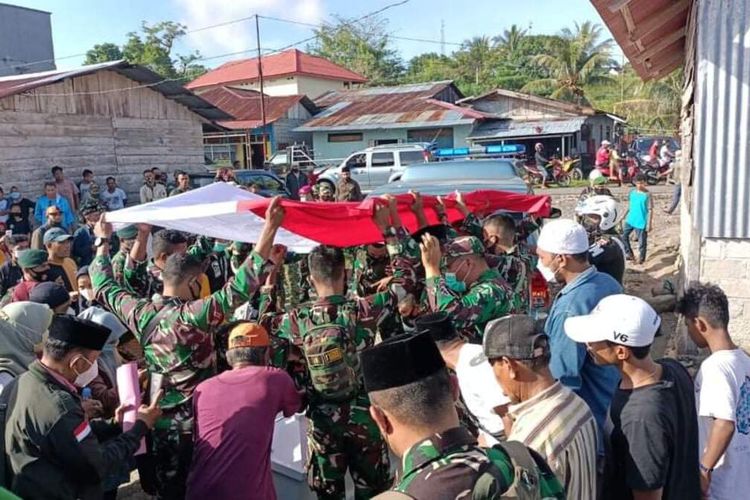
[100,188,127,210]
[695,348,750,500]
[455,344,509,445]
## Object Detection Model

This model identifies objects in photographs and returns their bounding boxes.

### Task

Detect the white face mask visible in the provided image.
[72,357,99,388]
[80,288,94,302]
[537,259,558,283]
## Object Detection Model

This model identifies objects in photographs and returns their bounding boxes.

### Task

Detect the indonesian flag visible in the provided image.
[73,420,91,443]
[107,183,550,251]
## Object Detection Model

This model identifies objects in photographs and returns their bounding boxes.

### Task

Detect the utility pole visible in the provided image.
[255,14,267,164]
[440,19,445,56]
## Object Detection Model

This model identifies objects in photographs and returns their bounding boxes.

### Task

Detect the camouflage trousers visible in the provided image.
[306,398,392,499]
[151,417,194,500]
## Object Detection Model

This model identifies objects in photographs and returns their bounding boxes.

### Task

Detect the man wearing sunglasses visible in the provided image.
[31,206,66,250]
[34,182,74,230]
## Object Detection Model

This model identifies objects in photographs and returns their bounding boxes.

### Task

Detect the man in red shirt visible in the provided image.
[186,322,302,500]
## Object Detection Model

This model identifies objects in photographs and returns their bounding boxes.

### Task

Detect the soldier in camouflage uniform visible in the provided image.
[349,244,390,297]
[264,204,414,499]
[481,213,534,312]
[89,202,285,499]
[111,225,138,285]
[123,227,213,299]
[419,234,522,343]
[361,332,565,500]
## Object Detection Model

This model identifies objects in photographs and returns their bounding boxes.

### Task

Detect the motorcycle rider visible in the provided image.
[659,141,674,168]
[575,195,626,284]
[595,140,612,175]
[534,143,551,189]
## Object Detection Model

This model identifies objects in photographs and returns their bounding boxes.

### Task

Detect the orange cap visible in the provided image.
[228,323,270,349]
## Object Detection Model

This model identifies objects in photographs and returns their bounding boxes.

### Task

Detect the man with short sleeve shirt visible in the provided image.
[565,294,700,500]
[677,282,750,500]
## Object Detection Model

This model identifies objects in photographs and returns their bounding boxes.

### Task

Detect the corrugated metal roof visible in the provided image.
[295,81,484,132]
[0,60,232,122]
[469,118,586,140]
[198,86,316,130]
[591,0,689,80]
[693,0,750,238]
[186,49,367,90]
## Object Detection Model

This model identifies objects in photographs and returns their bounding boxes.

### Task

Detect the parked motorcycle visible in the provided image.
[522,158,571,187]
[561,156,584,181]
[595,150,644,186]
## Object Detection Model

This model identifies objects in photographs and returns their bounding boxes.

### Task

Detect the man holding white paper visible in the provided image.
[3,315,162,499]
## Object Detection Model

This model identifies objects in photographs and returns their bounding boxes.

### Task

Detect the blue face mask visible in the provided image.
[9,192,20,200]
[213,242,228,253]
[444,272,467,293]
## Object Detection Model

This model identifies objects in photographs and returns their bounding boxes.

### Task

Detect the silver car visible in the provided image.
[368,159,531,197]
[316,143,432,193]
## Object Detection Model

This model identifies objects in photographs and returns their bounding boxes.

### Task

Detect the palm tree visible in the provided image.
[456,36,497,87]
[494,24,527,54]
[522,21,613,105]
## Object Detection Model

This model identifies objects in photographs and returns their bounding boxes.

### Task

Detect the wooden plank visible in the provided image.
[0,122,114,138]
[116,146,205,156]
[108,155,206,165]
[633,29,686,63]
[608,0,634,12]
[0,135,115,147]
[113,117,201,130]
[0,145,118,160]
[0,110,113,126]
[629,0,689,41]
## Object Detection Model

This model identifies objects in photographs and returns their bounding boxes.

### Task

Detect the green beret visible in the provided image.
[116,225,139,240]
[17,249,49,269]
[444,236,485,260]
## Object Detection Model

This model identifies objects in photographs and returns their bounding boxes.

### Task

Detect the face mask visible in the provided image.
[72,357,99,388]
[444,272,467,293]
[581,217,599,233]
[9,192,20,200]
[12,214,22,220]
[213,242,227,253]
[537,259,559,284]
[28,269,48,282]
[80,288,94,302]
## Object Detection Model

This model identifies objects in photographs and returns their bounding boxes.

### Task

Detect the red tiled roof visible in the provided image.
[295,81,487,132]
[199,86,317,130]
[186,49,367,90]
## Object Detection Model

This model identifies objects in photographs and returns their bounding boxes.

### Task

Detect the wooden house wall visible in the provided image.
[0,70,205,202]
[469,94,581,121]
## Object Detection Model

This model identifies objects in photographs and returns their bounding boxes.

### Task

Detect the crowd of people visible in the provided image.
[0,161,744,500]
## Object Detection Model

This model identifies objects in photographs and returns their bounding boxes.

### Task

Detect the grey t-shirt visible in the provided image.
[604,358,700,500]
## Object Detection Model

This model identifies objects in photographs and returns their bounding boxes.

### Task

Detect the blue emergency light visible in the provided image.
[486,144,526,154]
[434,144,525,158]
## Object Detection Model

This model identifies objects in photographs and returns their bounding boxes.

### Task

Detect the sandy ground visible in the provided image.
[118,185,681,498]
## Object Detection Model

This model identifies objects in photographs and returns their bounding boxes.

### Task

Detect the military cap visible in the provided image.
[89,182,101,196]
[483,314,550,360]
[80,200,103,216]
[43,227,73,245]
[360,332,445,393]
[411,224,450,244]
[443,236,485,260]
[17,249,48,269]
[116,225,139,240]
[48,315,110,351]
[414,312,458,343]
[29,282,71,309]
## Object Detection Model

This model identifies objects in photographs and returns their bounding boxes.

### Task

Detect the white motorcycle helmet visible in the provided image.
[575,195,620,231]
[588,168,607,185]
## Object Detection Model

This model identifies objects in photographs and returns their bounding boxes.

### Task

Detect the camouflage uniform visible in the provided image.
[349,247,389,297]
[90,250,272,499]
[270,293,396,499]
[389,427,565,499]
[123,235,212,299]
[111,249,128,285]
[485,247,533,313]
[336,178,364,202]
[425,237,522,342]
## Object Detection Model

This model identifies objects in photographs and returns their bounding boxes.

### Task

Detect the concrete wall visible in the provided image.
[296,76,350,100]
[311,126,473,160]
[0,4,54,76]
[234,75,349,98]
[699,238,750,345]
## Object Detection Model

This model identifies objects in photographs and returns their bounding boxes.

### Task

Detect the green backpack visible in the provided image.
[302,314,361,403]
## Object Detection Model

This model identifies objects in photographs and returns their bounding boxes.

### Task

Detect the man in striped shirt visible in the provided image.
[484,314,598,500]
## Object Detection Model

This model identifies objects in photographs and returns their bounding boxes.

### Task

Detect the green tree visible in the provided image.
[403,53,456,83]
[309,15,404,86]
[494,24,528,54]
[522,21,613,104]
[85,21,205,81]
[453,36,501,95]
[84,43,123,65]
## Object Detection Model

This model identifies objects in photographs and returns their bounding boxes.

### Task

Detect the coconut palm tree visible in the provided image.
[494,24,528,54]
[522,21,613,105]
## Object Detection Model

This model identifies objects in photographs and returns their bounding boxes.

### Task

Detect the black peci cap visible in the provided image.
[48,315,111,351]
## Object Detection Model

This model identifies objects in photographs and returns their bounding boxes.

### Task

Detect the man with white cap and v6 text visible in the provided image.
[564,294,700,500]
[536,218,621,437]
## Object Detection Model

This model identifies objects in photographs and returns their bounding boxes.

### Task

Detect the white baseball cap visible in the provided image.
[537,219,589,255]
[564,294,662,347]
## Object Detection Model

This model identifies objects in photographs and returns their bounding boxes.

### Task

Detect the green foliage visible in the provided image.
[522,21,614,105]
[83,43,123,65]
[84,21,206,81]
[308,15,404,86]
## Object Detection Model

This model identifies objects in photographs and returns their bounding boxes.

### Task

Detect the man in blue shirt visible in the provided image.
[34,182,74,230]
[536,218,622,435]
